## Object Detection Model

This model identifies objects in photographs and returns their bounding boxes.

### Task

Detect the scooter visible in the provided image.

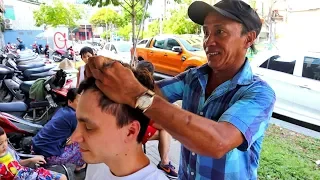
[52,46,74,62]
[0,64,56,102]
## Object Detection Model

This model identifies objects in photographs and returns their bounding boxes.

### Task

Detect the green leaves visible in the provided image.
[33,0,83,28]
[90,8,124,27]
[84,0,121,7]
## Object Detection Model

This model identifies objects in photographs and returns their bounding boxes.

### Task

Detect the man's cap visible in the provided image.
[188,0,262,36]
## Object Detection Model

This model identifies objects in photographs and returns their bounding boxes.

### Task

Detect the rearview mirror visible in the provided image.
[172,46,182,53]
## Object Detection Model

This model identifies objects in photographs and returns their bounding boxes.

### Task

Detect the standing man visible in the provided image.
[86,0,276,179]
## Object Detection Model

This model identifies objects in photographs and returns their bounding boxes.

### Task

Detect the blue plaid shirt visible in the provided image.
[157,60,276,180]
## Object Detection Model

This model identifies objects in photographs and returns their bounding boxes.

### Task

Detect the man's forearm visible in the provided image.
[144,95,227,158]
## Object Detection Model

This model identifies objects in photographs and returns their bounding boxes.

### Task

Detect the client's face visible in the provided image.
[71,90,140,164]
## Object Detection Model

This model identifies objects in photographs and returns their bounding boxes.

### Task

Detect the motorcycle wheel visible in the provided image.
[0,85,13,102]
[52,52,62,62]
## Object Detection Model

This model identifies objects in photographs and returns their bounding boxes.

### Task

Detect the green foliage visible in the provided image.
[84,0,121,7]
[117,24,132,40]
[101,30,111,39]
[144,20,160,38]
[122,3,150,25]
[163,7,200,34]
[90,8,124,27]
[33,0,83,28]
[259,125,320,180]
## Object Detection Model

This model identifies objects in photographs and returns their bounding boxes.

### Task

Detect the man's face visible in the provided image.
[203,11,248,71]
[71,90,140,164]
[0,134,8,156]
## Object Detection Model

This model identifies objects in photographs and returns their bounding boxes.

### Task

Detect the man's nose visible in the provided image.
[71,126,84,143]
[204,34,216,48]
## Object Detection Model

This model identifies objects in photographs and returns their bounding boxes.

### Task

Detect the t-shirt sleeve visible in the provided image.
[156,70,189,103]
[219,82,276,151]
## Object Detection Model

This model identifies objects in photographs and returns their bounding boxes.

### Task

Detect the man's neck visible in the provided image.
[206,57,245,98]
[105,146,150,177]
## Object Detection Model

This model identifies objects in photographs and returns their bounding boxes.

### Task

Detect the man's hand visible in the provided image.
[85,56,147,107]
[30,155,46,165]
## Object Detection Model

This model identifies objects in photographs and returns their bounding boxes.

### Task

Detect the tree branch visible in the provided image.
[134,0,141,8]
[120,3,133,16]
[123,0,131,7]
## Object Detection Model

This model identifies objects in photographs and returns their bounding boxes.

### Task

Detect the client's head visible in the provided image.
[71,65,154,164]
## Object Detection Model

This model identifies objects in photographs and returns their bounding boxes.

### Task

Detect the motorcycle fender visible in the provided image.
[4,79,20,91]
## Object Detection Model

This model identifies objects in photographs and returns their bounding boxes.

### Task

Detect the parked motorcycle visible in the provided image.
[52,46,75,62]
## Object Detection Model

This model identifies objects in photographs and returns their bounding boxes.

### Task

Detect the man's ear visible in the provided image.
[124,121,141,143]
[244,31,256,49]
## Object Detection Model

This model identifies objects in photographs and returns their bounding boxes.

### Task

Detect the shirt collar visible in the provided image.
[196,58,253,86]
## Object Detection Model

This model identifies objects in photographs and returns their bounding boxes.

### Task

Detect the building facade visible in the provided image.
[3,0,46,48]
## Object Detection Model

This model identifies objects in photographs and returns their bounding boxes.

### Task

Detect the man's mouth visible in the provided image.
[207,52,220,57]
[79,147,89,152]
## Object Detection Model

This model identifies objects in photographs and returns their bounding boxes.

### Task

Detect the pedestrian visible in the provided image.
[84,0,276,179]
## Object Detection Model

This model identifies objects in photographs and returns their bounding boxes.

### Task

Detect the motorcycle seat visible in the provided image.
[20,80,36,94]
[18,62,45,71]
[0,101,28,112]
[23,65,56,77]
[0,64,14,75]
[17,58,45,66]
[0,112,43,134]
[28,71,56,81]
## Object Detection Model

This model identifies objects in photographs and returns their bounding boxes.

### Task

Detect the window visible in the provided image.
[105,44,110,50]
[153,37,165,49]
[110,45,117,53]
[165,38,180,50]
[302,56,320,81]
[259,55,296,75]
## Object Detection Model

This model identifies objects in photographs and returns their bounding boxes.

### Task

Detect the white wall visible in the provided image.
[4,0,43,30]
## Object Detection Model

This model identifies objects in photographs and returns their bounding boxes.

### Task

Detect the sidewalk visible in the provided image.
[145,139,181,169]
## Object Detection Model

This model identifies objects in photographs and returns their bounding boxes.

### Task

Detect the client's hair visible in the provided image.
[78,64,154,143]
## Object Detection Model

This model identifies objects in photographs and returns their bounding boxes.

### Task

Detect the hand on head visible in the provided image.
[85,56,147,107]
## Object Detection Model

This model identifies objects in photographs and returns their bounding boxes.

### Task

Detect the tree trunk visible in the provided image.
[132,0,136,46]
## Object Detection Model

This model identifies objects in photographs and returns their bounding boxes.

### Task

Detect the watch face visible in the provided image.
[137,95,152,109]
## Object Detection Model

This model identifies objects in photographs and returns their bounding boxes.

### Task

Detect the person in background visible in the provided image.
[32,88,86,173]
[0,126,67,180]
[16,37,25,51]
[77,46,94,87]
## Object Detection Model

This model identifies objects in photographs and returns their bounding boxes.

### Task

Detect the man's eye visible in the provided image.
[216,29,224,34]
[85,124,93,131]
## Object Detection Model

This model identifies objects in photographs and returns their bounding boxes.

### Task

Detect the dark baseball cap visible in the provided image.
[188,0,262,36]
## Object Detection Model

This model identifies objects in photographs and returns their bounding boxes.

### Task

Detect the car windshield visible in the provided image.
[178,37,202,51]
[115,42,132,52]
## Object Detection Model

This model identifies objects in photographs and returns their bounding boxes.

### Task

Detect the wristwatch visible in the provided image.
[135,90,155,113]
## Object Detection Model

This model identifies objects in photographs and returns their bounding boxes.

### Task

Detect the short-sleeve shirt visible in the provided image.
[157,60,276,180]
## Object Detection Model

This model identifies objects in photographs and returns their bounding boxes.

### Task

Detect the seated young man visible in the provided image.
[72,68,168,179]
[32,88,86,173]
[0,126,67,180]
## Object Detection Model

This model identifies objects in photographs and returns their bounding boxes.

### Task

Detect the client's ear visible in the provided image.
[124,120,141,143]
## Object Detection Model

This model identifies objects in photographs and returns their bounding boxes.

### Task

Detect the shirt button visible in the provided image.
[192,152,195,156]
[199,112,203,115]
[191,172,194,176]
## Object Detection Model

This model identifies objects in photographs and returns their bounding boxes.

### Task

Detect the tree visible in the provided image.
[163,7,200,35]
[90,8,124,29]
[33,0,83,28]
[144,20,160,38]
[117,24,132,40]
